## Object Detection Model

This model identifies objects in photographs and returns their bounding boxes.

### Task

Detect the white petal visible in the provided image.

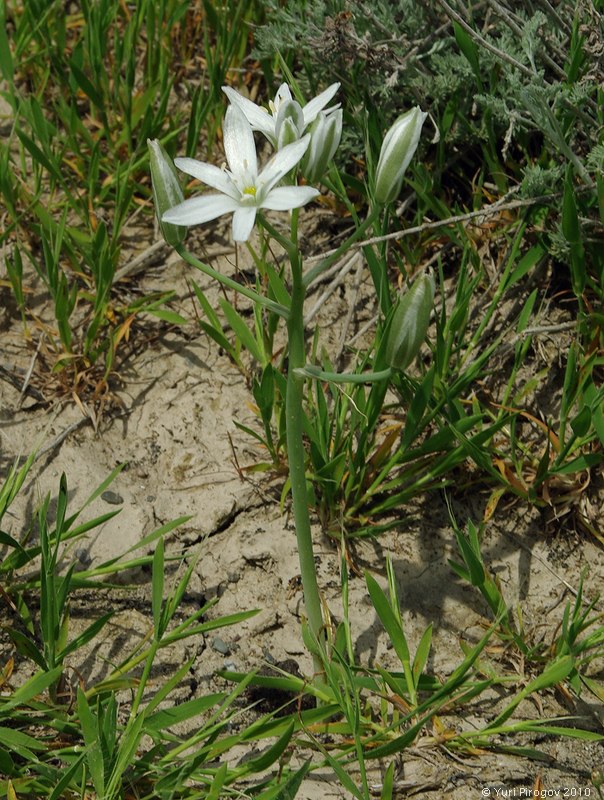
[222,86,276,143]
[302,83,340,126]
[174,157,237,197]
[274,83,292,109]
[261,185,319,211]
[162,194,238,226]
[259,135,310,192]
[231,206,257,241]
[223,104,258,180]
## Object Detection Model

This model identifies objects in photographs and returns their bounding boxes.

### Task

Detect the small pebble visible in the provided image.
[101,490,123,505]
[211,636,230,655]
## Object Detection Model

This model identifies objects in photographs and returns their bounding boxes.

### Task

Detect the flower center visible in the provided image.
[243,185,256,197]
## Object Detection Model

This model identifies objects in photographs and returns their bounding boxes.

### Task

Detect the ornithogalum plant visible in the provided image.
[149,86,430,677]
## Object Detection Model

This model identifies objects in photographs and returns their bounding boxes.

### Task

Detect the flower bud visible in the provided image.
[385,271,434,370]
[302,109,342,184]
[275,99,305,149]
[374,107,427,205]
[147,138,186,247]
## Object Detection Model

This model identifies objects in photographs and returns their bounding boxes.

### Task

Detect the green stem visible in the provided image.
[284,211,326,672]
[175,244,290,319]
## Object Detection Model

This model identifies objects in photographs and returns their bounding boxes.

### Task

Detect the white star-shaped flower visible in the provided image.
[222,82,340,148]
[162,104,319,242]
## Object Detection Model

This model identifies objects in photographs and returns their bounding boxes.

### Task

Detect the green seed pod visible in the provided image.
[385,271,435,370]
[148,138,186,248]
[374,107,427,206]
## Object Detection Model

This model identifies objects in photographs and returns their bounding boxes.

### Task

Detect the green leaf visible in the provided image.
[57,612,114,661]
[412,624,433,683]
[70,62,105,110]
[453,21,481,84]
[243,720,295,774]
[4,629,48,671]
[366,572,410,667]
[0,666,62,716]
[220,298,263,362]
[152,538,165,638]
[145,308,189,325]
[381,762,395,800]
[77,688,105,797]
[0,2,14,85]
[257,760,311,800]
[146,693,225,732]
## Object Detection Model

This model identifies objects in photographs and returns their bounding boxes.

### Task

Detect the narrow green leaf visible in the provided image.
[366,572,410,666]
[381,762,395,800]
[254,760,312,800]
[243,720,295,774]
[152,538,165,638]
[206,763,229,800]
[70,62,105,109]
[219,298,263,362]
[146,693,225,732]
[58,612,114,661]
[412,624,433,683]
[4,629,47,671]
[77,688,105,796]
[145,308,189,325]
[453,21,481,83]
[0,3,14,85]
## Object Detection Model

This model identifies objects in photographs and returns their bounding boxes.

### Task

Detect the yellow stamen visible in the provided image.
[243,186,257,197]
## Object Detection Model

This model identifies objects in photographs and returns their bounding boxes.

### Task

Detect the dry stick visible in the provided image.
[114,239,170,281]
[435,0,536,78]
[35,417,91,461]
[19,337,43,405]
[115,239,235,281]
[304,251,362,325]
[485,0,567,79]
[311,191,558,260]
[517,320,578,338]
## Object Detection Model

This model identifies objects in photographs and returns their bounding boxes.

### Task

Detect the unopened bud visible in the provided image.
[385,272,435,370]
[275,99,305,149]
[374,107,427,205]
[302,109,342,184]
[148,139,186,247]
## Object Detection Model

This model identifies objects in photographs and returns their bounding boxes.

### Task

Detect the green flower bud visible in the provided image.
[275,99,305,149]
[374,107,427,205]
[147,138,186,248]
[302,109,342,185]
[385,271,435,370]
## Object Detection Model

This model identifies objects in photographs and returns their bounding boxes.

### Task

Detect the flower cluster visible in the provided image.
[149,79,428,244]
[156,82,342,242]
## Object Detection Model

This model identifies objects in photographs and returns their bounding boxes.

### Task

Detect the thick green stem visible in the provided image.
[284,218,326,671]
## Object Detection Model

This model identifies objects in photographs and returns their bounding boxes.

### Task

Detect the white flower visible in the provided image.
[222,82,340,149]
[162,104,319,242]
